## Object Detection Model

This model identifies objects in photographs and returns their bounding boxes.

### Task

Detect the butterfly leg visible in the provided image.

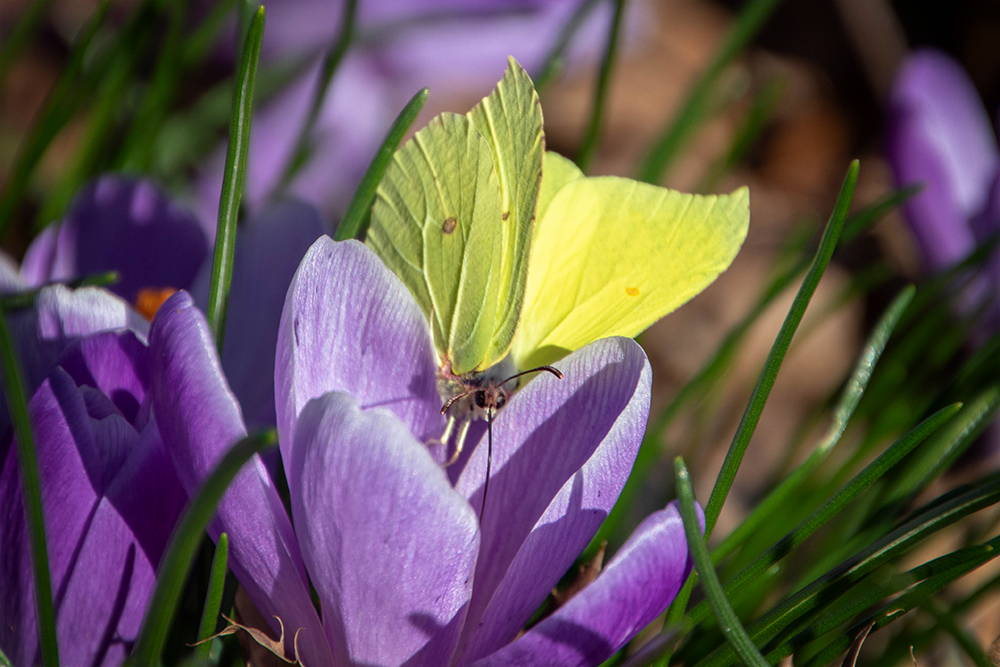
[443,417,472,467]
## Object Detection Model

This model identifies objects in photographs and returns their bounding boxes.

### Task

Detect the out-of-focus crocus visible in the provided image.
[149,238,695,666]
[0,327,186,666]
[19,175,325,427]
[887,49,1000,280]
[197,0,643,224]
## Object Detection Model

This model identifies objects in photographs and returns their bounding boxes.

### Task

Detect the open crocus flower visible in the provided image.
[19,175,324,427]
[0,327,186,666]
[149,237,695,666]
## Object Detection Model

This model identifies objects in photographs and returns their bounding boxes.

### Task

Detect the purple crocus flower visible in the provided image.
[197,0,642,224]
[0,324,186,666]
[887,48,1000,280]
[149,238,695,666]
[19,175,325,428]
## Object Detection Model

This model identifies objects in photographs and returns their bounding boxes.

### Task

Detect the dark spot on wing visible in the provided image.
[502,211,510,221]
[442,217,457,234]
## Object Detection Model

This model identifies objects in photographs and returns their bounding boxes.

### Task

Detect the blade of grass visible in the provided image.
[195,533,229,658]
[697,76,784,193]
[129,432,275,666]
[275,0,358,194]
[575,0,626,172]
[0,0,110,240]
[705,160,859,537]
[676,457,770,667]
[0,309,58,666]
[712,285,915,561]
[206,5,264,352]
[0,0,55,89]
[533,0,603,93]
[688,402,961,629]
[795,536,1000,667]
[636,0,784,183]
[335,87,429,242]
[116,0,190,172]
[696,471,1000,667]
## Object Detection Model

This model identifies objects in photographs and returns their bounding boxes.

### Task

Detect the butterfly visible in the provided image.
[366,57,750,513]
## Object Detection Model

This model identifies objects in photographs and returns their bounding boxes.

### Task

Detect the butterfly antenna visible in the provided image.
[441,388,477,415]
[497,365,563,390]
[481,408,494,521]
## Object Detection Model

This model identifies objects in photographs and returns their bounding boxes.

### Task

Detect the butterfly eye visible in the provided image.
[494,393,507,410]
[474,390,488,409]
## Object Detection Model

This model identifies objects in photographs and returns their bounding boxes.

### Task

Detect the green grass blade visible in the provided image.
[0,0,109,240]
[712,285,916,561]
[698,76,784,193]
[0,0,55,89]
[335,87,429,242]
[676,458,770,667]
[533,0,603,93]
[696,472,1000,667]
[195,533,229,658]
[575,0,626,172]
[840,184,921,244]
[0,309,59,666]
[636,0,784,184]
[116,0,189,172]
[129,432,275,667]
[795,536,1000,667]
[704,159,859,538]
[206,5,265,353]
[688,402,961,630]
[275,0,358,193]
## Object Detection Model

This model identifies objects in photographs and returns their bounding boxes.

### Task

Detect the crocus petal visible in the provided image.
[35,285,150,344]
[25,176,211,302]
[888,49,1000,271]
[0,368,166,667]
[148,291,331,666]
[275,237,442,460]
[289,391,479,667]
[190,200,326,428]
[453,337,651,661]
[470,502,695,667]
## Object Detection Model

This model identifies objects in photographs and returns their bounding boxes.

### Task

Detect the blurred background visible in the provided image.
[1,0,999,664]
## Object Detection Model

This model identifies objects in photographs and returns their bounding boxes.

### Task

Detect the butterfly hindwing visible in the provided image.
[511,152,750,369]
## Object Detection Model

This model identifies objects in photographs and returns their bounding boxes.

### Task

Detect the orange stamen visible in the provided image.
[134,287,177,320]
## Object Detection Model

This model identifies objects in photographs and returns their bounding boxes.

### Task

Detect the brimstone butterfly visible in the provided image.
[366,57,750,478]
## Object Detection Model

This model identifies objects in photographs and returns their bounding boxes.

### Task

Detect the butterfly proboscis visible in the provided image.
[440,365,563,519]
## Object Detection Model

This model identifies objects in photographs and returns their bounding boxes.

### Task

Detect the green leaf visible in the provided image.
[206,5,264,353]
[676,457,770,667]
[636,0,785,183]
[575,0,626,172]
[704,160,859,538]
[696,472,1000,667]
[711,285,916,562]
[335,87,429,242]
[0,308,58,666]
[275,0,359,193]
[129,432,276,667]
[195,533,229,658]
[0,0,109,239]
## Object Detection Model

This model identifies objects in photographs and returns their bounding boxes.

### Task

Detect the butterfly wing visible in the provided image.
[368,111,504,372]
[510,152,750,369]
[368,58,543,375]
[466,56,544,370]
